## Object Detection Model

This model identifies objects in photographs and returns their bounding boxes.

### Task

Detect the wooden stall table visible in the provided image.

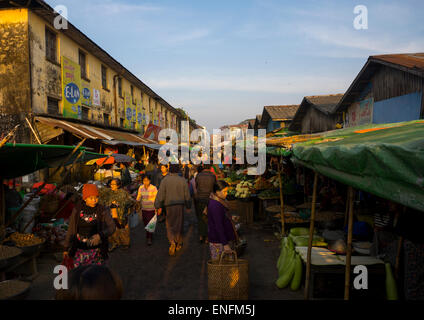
[258,195,280,220]
[296,247,385,300]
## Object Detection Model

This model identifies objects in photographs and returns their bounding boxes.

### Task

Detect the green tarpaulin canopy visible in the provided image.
[0,143,106,179]
[266,147,292,157]
[292,120,424,212]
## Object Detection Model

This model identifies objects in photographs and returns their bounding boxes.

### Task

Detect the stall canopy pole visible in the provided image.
[0,124,20,149]
[304,171,318,300]
[277,156,285,236]
[344,188,350,228]
[6,138,86,228]
[0,178,5,241]
[344,186,355,300]
[25,117,42,144]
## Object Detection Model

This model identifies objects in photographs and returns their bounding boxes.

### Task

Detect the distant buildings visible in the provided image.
[260,105,299,133]
[335,53,424,127]
[246,53,424,136]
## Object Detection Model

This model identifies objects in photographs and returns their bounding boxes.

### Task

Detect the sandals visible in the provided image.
[176,243,183,252]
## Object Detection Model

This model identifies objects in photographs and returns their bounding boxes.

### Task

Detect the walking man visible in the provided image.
[194,164,217,244]
[155,164,191,256]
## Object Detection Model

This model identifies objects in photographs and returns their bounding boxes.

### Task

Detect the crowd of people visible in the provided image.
[59,159,237,299]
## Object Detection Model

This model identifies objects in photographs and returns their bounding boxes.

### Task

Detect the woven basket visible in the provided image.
[207,250,248,300]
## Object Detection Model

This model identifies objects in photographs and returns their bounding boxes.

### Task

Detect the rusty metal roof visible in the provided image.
[335,53,424,113]
[35,116,156,145]
[371,53,424,72]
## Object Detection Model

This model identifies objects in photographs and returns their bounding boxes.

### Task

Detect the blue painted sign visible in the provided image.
[64,82,80,104]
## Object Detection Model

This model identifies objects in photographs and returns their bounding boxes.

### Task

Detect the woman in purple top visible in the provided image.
[207,180,236,260]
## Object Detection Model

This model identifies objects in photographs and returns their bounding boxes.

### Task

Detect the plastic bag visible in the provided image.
[145,214,157,233]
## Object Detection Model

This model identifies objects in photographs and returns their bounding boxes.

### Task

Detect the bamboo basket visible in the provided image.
[207,250,249,300]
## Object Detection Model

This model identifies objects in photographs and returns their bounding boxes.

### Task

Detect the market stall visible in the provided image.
[0,142,105,296]
[288,120,424,300]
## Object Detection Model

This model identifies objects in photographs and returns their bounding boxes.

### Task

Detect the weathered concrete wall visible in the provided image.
[0,8,31,142]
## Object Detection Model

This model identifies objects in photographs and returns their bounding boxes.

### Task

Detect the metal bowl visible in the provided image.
[0,280,31,300]
[17,239,46,257]
[0,246,23,270]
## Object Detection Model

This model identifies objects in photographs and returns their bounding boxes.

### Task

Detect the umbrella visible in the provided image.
[86,153,136,166]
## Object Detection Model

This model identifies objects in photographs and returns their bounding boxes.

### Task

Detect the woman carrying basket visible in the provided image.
[206,180,236,260]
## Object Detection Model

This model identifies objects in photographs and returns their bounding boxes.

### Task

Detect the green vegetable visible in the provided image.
[385,263,398,300]
[276,253,297,289]
[290,253,303,291]
[287,237,294,250]
[279,247,295,277]
[290,227,310,236]
[277,238,288,270]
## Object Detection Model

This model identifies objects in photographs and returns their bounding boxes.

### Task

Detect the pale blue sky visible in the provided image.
[45,0,424,131]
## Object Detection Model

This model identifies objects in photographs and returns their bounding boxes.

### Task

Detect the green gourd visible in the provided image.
[277,244,287,270]
[385,263,398,300]
[279,247,295,277]
[276,254,297,288]
[290,253,303,291]
[289,227,310,236]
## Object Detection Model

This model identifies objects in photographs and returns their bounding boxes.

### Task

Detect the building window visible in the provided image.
[101,65,107,89]
[130,85,135,104]
[47,97,59,115]
[120,118,124,127]
[81,106,89,120]
[79,50,87,79]
[45,28,57,62]
[118,78,122,98]
[103,113,110,126]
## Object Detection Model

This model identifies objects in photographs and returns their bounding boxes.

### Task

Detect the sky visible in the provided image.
[45,0,424,132]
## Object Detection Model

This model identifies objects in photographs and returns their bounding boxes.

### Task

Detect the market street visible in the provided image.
[27,206,303,300]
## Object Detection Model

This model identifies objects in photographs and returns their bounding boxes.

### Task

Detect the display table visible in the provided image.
[295,247,385,300]
[227,199,254,224]
[258,196,279,220]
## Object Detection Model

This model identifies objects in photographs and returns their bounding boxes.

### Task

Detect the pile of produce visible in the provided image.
[6,233,44,247]
[258,189,280,199]
[288,227,328,247]
[0,245,21,260]
[253,177,273,190]
[275,237,302,291]
[235,181,253,199]
[268,176,281,188]
[35,226,67,248]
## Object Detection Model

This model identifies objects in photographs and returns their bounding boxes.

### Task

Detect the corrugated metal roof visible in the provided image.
[371,53,424,72]
[263,105,299,120]
[35,116,156,145]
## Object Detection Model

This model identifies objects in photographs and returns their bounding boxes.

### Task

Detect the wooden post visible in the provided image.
[344,186,355,300]
[277,157,285,236]
[25,117,42,144]
[344,188,350,227]
[0,124,20,149]
[304,171,318,300]
[395,237,403,279]
[0,178,5,241]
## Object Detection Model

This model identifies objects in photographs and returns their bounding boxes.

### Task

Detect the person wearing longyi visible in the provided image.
[63,184,115,268]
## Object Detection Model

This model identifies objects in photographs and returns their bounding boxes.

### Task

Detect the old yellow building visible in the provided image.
[0,0,187,145]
